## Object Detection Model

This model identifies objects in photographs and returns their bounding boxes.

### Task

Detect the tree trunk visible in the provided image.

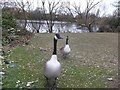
[49,25,53,33]
[88,24,93,32]
[37,30,39,33]
[23,9,27,30]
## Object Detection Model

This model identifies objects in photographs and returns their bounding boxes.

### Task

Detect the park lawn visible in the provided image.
[2,33,118,88]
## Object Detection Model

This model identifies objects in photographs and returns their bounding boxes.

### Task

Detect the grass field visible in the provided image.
[2,33,118,88]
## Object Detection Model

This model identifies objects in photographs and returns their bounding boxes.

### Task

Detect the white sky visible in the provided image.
[2,0,117,16]
[31,0,117,16]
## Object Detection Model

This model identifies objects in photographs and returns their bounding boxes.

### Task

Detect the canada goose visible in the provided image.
[44,33,63,88]
[60,36,71,58]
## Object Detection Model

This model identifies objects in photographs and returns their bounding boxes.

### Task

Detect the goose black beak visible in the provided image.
[55,33,63,39]
[59,37,63,39]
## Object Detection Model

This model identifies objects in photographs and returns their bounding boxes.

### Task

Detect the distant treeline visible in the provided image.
[2,7,75,22]
[2,3,120,33]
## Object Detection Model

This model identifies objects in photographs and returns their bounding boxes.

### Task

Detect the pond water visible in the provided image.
[17,20,99,33]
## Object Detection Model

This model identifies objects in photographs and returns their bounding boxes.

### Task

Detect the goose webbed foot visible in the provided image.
[44,82,52,88]
[52,83,57,88]
[52,78,58,89]
[44,76,52,88]
[63,54,67,59]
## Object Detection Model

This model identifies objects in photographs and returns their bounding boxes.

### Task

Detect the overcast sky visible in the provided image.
[3,0,117,16]
[31,0,117,16]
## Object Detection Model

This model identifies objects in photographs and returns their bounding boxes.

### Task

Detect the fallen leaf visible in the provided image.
[107,77,113,81]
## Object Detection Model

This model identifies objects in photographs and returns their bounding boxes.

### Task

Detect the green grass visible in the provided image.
[2,33,118,88]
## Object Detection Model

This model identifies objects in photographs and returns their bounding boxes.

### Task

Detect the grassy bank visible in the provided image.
[2,33,118,88]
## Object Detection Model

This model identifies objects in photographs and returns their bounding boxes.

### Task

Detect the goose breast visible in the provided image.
[44,59,61,78]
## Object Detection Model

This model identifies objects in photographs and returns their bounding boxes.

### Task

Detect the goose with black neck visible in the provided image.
[60,35,71,58]
[44,33,63,88]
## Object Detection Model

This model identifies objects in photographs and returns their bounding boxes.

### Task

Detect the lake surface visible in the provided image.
[17,20,99,33]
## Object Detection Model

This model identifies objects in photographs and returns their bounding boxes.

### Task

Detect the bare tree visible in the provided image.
[58,2,73,16]
[56,1,75,33]
[31,7,44,33]
[112,1,120,17]
[29,0,44,33]
[0,0,16,8]
[42,0,60,33]
[15,0,31,30]
[73,0,101,32]
[111,0,120,31]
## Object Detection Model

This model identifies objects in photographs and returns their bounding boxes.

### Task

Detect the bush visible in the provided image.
[108,17,119,29]
[2,11,17,45]
[97,25,113,32]
[2,11,16,29]
[2,8,32,46]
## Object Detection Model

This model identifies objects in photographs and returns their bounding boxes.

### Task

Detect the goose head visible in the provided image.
[54,33,63,40]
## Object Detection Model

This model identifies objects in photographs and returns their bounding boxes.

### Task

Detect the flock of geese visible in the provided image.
[44,33,71,88]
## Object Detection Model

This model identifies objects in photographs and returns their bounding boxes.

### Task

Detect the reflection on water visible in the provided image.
[17,20,99,33]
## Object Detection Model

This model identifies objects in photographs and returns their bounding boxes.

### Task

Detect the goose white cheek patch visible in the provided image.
[54,36,58,40]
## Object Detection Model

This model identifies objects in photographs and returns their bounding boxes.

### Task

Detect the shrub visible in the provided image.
[2,11,17,45]
[2,11,16,29]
